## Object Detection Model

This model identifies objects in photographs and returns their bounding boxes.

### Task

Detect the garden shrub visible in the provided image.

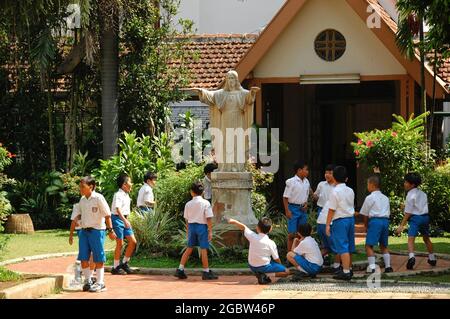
[422,162,450,232]
[0,144,14,232]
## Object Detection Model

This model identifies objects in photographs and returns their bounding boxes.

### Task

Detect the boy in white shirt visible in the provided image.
[287,223,323,278]
[228,217,289,284]
[69,203,95,282]
[137,171,157,215]
[111,174,137,275]
[174,181,218,280]
[359,176,393,273]
[77,176,116,292]
[395,172,436,269]
[313,164,335,218]
[283,161,313,252]
[326,166,355,281]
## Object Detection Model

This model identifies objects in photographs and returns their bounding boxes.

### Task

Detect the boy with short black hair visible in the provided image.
[283,161,313,252]
[77,176,116,292]
[174,181,218,280]
[111,174,137,275]
[137,171,157,215]
[203,163,217,203]
[287,223,323,278]
[228,217,289,284]
[326,166,355,281]
[395,173,436,269]
[360,175,393,273]
[314,164,335,217]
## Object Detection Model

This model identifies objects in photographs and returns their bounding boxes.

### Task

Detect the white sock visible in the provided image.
[409,253,415,259]
[82,268,91,282]
[203,268,210,273]
[114,260,120,268]
[368,256,376,269]
[429,253,436,261]
[333,263,340,268]
[343,269,350,274]
[383,254,391,268]
[179,264,184,270]
[123,256,130,264]
[97,267,105,285]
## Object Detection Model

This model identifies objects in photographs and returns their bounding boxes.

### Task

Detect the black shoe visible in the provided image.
[256,272,271,285]
[427,259,437,266]
[333,266,343,274]
[323,255,331,267]
[406,257,416,270]
[120,262,133,274]
[384,267,394,273]
[111,266,126,275]
[82,280,92,292]
[333,271,352,281]
[174,268,187,279]
[350,269,354,277]
[366,268,376,274]
[202,270,219,280]
[262,274,272,284]
[293,269,311,278]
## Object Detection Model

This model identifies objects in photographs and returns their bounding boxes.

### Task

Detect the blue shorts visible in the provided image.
[78,229,106,263]
[288,204,308,234]
[317,206,322,218]
[138,206,154,216]
[408,214,430,237]
[76,229,81,236]
[112,214,134,240]
[187,223,209,249]
[293,254,322,275]
[249,260,287,274]
[330,217,355,254]
[317,223,334,253]
[366,218,389,247]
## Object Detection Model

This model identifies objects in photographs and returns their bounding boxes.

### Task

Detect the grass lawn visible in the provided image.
[397,273,450,284]
[0,230,115,261]
[356,233,450,255]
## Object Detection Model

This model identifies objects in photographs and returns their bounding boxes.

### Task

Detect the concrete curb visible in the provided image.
[0,274,69,299]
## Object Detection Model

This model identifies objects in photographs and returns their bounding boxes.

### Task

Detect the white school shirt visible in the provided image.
[314,181,334,208]
[293,236,324,266]
[111,188,131,216]
[317,185,336,224]
[405,188,429,215]
[328,183,355,221]
[203,176,212,200]
[137,183,154,207]
[70,203,81,230]
[283,175,310,205]
[244,227,279,267]
[183,196,214,224]
[78,191,111,230]
[359,190,390,218]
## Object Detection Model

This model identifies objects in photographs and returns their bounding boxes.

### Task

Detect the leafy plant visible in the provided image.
[72,151,96,176]
[0,144,14,232]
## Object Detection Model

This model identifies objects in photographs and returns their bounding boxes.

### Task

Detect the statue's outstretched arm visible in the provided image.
[192,87,215,106]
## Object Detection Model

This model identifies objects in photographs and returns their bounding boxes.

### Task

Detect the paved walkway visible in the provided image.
[5,255,450,299]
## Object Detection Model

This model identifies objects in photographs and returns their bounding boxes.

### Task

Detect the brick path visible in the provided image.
[5,254,450,299]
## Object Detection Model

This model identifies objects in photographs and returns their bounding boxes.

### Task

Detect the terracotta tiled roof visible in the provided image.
[170,34,258,89]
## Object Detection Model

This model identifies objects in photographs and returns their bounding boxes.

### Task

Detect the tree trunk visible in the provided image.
[419,17,427,140]
[47,71,56,171]
[100,12,119,159]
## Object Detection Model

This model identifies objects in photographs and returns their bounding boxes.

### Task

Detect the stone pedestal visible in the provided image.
[211,171,258,246]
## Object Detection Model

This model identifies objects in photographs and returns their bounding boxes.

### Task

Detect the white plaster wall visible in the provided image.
[173,0,285,34]
[253,0,406,77]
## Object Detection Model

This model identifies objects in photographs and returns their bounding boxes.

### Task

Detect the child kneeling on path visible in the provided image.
[287,223,323,278]
[174,181,218,280]
[395,172,436,269]
[228,217,290,285]
[111,174,137,275]
[77,176,116,293]
[360,175,393,273]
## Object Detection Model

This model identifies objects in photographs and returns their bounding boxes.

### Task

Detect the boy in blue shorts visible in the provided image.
[395,173,436,269]
[283,161,312,252]
[313,164,335,218]
[326,166,355,281]
[360,175,393,273]
[174,181,218,280]
[111,174,137,275]
[77,176,116,292]
[228,217,289,285]
[287,223,323,278]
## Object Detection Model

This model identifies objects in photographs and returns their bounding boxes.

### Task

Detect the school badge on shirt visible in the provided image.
[92,207,98,213]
